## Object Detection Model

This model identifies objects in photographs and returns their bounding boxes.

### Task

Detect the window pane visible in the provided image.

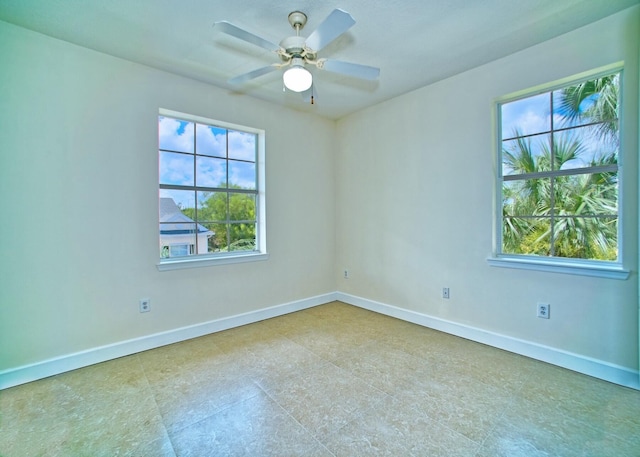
[228,130,256,161]
[229,222,256,252]
[554,127,618,171]
[159,151,194,186]
[553,173,617,216]
[503,217,551,256]
[159,190,195,214]
[159,191,198,258]
[501,93,551,139]
[503,179,550,216]
[553,89,597,129]
[228,193,256,222]
[200,222,218,253]
[553,128,590,170]
[209,223,229,252]
[169,244,189,257]
[159,117,194,153]
[553,216,617,261]
[502,134,550,176]
[228,160,256,189]
[190,222,213,254]
[196,124,227,158]
[552,75,619,130]
[159,223,197,258]
[196,156,227,188]
[197,191,227,222]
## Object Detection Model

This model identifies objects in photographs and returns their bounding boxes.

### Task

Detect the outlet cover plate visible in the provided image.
[537,303,550,319]
[140,298,151,313]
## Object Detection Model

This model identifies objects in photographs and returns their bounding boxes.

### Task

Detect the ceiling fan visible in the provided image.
[213,9,380,101]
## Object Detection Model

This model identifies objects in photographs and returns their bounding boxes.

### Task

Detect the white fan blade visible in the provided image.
[305,9,355,52]
[320,59,380,80]
[214,21,281,53]
[228,65,280,85]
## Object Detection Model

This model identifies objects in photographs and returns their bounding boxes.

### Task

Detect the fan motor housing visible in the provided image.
[280,36,305,54]
[279,35,316,61]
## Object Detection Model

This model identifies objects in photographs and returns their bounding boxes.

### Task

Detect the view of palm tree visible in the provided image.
[501,73,619,261]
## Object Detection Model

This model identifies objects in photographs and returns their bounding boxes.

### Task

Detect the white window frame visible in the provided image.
[488,63,629,280]
[157,109,268,271]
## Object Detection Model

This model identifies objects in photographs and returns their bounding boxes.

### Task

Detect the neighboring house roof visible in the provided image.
[159,198,213,235]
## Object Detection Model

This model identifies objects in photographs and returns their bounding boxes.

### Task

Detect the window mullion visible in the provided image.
[548,92,555,256]
[503,164,618,181]
[226,130,231,251]
[192,122,199,255]
[549,176,556,256]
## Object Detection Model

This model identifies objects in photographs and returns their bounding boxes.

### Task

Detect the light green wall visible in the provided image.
[336,6,640,370]
[0,20,336,371]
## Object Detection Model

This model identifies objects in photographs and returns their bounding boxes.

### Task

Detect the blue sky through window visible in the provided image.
[501,86,617,175]
[159,116,257,193]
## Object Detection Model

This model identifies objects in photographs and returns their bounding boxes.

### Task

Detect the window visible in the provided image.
[493,67,626,277]
[158,110,266,269]
[161,244,194,258]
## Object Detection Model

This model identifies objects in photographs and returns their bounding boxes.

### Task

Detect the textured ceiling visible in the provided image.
[0,0,637,119]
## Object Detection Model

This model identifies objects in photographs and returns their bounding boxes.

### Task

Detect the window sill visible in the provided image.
[157,252,269,271]
[487,256,629,280]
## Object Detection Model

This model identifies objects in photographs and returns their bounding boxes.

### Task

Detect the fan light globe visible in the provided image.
[283,65,312,92]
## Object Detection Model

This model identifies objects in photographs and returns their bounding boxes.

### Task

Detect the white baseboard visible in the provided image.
[0,292,338,390]
[3,291,638,391]
[337,292,640,390]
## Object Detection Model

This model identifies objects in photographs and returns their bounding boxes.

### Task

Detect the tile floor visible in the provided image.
[1,301,638,456]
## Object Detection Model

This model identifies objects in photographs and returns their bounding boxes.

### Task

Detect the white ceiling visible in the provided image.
[1,0,637,119]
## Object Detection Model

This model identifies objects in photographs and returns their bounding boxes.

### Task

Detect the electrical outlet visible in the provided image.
[344,269,349,279]
[139,298,151,313]
[442,287,450,299]
[537,303,550,319]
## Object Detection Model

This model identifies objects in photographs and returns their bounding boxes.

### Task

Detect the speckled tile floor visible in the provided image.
[1,301,639,456]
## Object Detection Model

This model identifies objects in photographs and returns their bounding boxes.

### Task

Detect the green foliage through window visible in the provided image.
[158,115,259,258]
[499,71,620,261]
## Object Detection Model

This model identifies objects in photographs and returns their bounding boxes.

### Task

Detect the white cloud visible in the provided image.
[228,130,256,161]
[159,116,194,153]
[196,124,226,157]
[501,93,550,138]
[159,151,193,186]
[196,156,226,187]
[229,161,256,189]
